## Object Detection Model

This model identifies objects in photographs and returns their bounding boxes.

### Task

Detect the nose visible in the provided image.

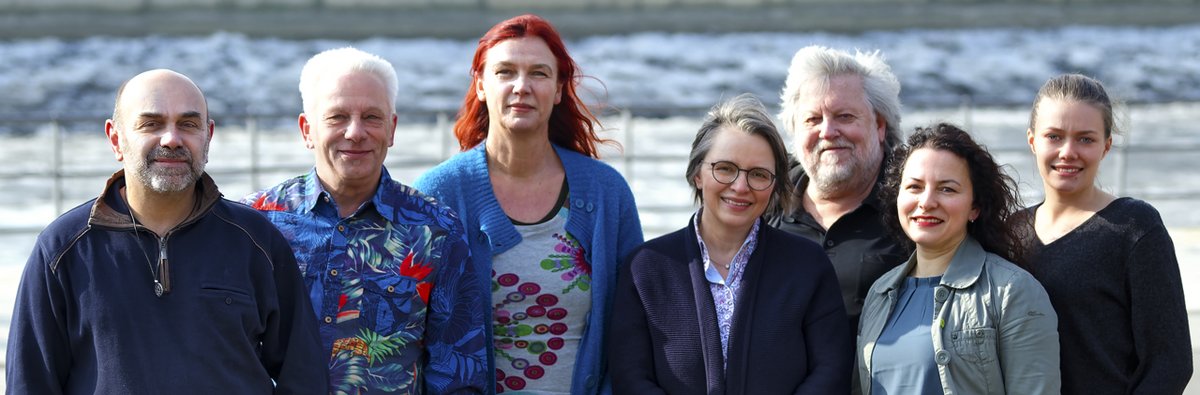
[1058,139,1078,161]
[816,117,839,140]
[159,124,184,149]
[512,74,531,95]
[728,170,752,193]
[345,117,367,142]
[917,188,938,210]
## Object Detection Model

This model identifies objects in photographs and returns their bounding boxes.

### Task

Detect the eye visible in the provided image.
[712,162,737,174]
[836,113,857,122]
[1080,136,1095,143]
[1045,133,1062,141]
[748,168,773,181]
[939,186,957,193]
[903,183,922,192]
[803,116,822,126]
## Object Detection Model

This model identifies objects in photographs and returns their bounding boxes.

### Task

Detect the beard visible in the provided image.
[124,141,209,194]
[801,137,883,198]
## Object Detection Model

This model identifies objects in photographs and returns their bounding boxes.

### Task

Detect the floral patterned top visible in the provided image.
[491,208,590,394]
[243,168,487,394]
[693,213,760,366]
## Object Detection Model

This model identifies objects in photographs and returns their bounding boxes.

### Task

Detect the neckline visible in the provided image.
[1032,196,1130,248]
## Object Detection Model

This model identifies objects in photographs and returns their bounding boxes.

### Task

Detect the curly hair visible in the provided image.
[453,14,609,158]
[879,123,1027,267]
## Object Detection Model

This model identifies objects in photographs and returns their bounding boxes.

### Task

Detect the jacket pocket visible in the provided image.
[951,327,997,364]
[199,283,261,334]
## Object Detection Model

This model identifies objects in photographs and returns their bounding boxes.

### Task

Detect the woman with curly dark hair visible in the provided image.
[857,123,1060,394]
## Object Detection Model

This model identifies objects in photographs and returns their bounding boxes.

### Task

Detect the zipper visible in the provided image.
[157,235,171,294]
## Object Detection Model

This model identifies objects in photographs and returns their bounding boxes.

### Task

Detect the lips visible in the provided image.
[1051,164,1082,174]
[910,215,943,226]
[720,196,753,211]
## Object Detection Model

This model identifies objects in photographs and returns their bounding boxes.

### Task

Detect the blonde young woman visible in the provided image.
[1014,74,1191,394]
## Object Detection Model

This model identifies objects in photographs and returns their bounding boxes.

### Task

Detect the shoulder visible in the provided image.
[33,200,95,267]
[982,252,1048,296]
[560,150,629,189]
[414,149,485,194]
[240,174,308,212]
[625,228,689,269]
[1102,197,1165,229]
[213,198,288,236]
[379,178,467,236]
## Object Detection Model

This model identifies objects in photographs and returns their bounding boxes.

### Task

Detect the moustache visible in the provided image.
[147,147,192,163]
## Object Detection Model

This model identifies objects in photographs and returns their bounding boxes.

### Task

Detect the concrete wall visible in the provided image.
[1,0,1198,39]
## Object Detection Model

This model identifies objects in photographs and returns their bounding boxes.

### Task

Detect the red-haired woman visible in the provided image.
[415,14,644,395]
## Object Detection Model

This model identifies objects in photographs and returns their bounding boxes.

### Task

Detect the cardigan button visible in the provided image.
[574,199,584,209]
[585,202,594,212]
[935,349,950,365]
[585,375,596,388]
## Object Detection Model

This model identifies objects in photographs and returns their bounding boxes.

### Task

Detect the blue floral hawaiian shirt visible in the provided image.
[243,167,487,394]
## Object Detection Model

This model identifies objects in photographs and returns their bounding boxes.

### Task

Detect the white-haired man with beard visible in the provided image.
[772,46,912,335]
[6,69,326,394]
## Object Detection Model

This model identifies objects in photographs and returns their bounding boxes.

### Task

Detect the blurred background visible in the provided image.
[1,0,1198,390]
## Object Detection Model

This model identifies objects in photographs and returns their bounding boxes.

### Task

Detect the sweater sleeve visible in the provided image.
[262,232,329,394]
[608,252,668,395]
[997,271,1061,395]
[6,239,71,394]
[1128,226,1192,394]
[794,252,853,395]
[423,225,488,394]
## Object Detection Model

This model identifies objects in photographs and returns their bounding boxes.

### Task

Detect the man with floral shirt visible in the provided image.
[243,47,486,394]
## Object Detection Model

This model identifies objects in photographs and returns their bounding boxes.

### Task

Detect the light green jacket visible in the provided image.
[857,236,1061,395]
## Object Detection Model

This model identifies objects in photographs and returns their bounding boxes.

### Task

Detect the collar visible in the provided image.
[691,210,761,285]
[872,235,987,294]
[88,169,222,230]
[300,166,393,219]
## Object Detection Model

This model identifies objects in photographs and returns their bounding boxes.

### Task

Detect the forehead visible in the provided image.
[705,127,776,168]
[484,37,557,68]
[904,148,971,182]
[798,74,869,111]
[1034,99,1105,131]
[314,70,392,110]
[118,76,207,119]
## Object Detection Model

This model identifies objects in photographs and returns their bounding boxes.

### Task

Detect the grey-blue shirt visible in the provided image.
[870,275,942,395]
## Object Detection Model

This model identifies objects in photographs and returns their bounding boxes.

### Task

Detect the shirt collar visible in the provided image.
[692,210,761,285]
[301,166,392,219]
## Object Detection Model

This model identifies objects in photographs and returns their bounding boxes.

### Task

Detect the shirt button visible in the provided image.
[935,349,950,365]
[387,286,395,293]
[330,269,338,276]
[825,240,834,247]
[337,225,345,232]
[323,195,330,202]
[324,316,333,324]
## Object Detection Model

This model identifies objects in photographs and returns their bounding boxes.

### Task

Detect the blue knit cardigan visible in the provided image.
[414,142,644,395]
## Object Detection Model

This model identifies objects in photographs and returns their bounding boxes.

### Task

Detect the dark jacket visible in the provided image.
[6,171,327,394]
[610,219,852,395]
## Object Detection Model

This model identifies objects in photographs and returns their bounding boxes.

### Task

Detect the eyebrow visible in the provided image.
[135,111,203,120]
[492,60,554,71]
[905,177,963,186]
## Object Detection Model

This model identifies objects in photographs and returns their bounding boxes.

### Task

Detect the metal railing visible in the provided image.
[2,104,1199,236]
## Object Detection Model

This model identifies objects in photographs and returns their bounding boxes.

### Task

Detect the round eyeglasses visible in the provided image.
[709,161,775,191]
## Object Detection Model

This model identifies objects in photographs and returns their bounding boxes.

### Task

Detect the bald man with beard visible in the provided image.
[6,69,326,394]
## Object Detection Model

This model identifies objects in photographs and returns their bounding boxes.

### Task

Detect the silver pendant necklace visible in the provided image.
[129,209,165,298]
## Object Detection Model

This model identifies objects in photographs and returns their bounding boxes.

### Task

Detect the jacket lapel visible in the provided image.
[685,221,727,395]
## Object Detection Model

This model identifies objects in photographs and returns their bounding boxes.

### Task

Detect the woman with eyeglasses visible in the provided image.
[609,94,852,394]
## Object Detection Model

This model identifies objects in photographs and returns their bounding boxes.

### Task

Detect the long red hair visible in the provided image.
[454,14,607,158]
